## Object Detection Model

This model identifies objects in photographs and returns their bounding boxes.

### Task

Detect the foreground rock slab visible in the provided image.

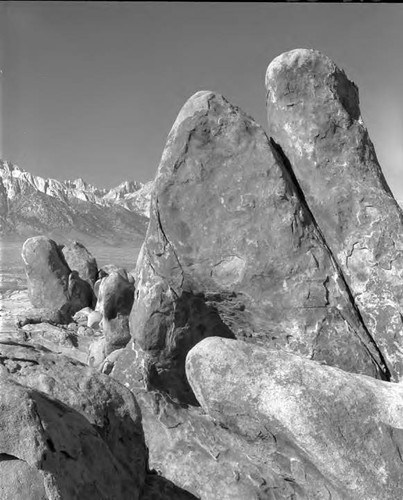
[0,341,147,499]
[111,347,311,500]
[187,337,403,500]
[0,290,98,364]
[130,89,388,403]
[266,48,403,380]
[0,341,195,500]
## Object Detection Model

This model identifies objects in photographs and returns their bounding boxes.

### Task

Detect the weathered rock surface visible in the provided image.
[266,48,403,380]
[67,270,96,312]
[21,236,71,310]
[111,347,317,500]
[0,341,195,499]
[104,313,131,355]
[0,341,147,499]
[0,290,99,364]
[0,458,48,500]
[94,271,134,364]
[96,270,135,320]
[88,315,131,372]
[88,336,107,369]
[21,236,95,316]
[98,264,123,279]
[61,241,98,285]
[187,336,403,500]
[129,90,388,403]
[87,309,102,329]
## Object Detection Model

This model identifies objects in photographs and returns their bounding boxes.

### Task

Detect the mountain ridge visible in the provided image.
[0,160,152,245]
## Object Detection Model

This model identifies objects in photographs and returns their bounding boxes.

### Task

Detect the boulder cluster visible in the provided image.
[19,236,136,371]
[3,48,403,499]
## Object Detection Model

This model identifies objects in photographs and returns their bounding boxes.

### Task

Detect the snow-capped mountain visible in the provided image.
[0,160,153,244]
[0,161,152,216]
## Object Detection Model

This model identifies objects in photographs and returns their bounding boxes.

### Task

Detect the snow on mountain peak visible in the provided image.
[0,159,152,216]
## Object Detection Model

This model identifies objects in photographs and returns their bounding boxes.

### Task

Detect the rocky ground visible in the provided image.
[2,48,403,499]
[0,289,96,363]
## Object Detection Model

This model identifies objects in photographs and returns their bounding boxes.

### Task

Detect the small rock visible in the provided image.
[73,307,94,323]
[87,310,102,329]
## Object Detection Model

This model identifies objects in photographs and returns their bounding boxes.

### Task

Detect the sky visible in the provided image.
[1,2,403,199]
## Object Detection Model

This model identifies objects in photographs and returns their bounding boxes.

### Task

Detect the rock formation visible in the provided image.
[186,337,403,499]
[96,270,135,320]
[128,90,388,404]
[61,241,98,285]
[266,48,403,380]
[111,346,330,500]
[0,341,146,499]
[4,48,403,500]
[22,236,95,317]
[0,341,196,499]
[21,236,71,310]
[67,270,96,312]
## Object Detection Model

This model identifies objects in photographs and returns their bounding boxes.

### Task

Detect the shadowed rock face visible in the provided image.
[0,341,147,500]
[62,241,98,286]
[128,90,389,404]
[0,341,196,500]
[266,48,403,380]
[96,271,135,321]
[186,337,403,500]
[95,271,135,362]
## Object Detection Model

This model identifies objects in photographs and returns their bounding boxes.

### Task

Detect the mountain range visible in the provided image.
[0,160,153,245]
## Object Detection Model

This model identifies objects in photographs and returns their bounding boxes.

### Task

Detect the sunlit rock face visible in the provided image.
[186,337,403,500]
[127,90,388,404]
[22,236,71,310]
[266,48,403,380]
[22,236,95,315]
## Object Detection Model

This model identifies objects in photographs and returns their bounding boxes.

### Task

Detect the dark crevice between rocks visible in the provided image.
[147,291,236,406]
[0,356,40,369]
[270,138,391,382]
[0,453,20,461]
[150,193,241,405]
[46,438,56,452]
[141,470,200,500]
[154,197,185,295]
[0,339,41,349]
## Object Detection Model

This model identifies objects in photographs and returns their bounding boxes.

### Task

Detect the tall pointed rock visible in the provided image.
[129,90,387,403]
[266,48,403,380]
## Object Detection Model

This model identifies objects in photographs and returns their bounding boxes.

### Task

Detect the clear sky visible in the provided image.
[2,2,403,199]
